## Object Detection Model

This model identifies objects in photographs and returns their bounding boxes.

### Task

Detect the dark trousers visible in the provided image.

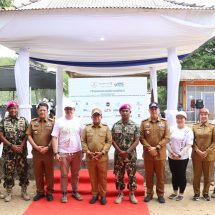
[168,157,189,194]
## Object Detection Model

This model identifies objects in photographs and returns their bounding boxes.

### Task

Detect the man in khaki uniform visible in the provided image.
[192,107,215,201]
[140,102,170,203]
[26,102,54,201]
[81,108,112,205]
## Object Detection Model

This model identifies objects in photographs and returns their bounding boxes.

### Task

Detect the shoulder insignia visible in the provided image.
[32,118,38,121]
[102,123,107,126]
[48,118,54,121]
[161,118,167,121]
[86,123,92,126]
[142,118,149,122]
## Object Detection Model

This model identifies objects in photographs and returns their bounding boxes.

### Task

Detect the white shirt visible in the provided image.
[51,116,84,153]
[167,126,194,160]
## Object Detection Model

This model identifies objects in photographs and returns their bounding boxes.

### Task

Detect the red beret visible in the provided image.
[6,100,18,109]
[119,104,131,112]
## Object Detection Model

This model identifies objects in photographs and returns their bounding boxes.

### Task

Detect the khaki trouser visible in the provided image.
[192,159,214,195]
[59,151,82,193]
[144,159,165,197]
[87,159,108,196]
[32,150,54,194]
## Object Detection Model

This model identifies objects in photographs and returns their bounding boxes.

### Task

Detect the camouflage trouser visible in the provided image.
[3,155,29,190]
[114,156,137,191]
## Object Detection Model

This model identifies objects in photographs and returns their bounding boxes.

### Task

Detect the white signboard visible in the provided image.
[69,77,149,125]
[69,77,150,159]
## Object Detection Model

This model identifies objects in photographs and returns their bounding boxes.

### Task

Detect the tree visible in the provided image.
[0,57,16,66]
[0,0,12,8]
[182,37,215,69]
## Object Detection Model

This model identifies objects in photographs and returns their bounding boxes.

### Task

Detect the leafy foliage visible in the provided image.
[182,37,215,69]
[0,0,12,8]
[64,71,69,96]
[0,57,16,66]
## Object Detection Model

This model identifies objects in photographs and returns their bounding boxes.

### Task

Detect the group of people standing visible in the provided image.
[0,100,215,206]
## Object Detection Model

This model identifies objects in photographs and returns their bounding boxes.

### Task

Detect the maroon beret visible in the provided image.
[119,104,131,112]
[6,100,18,109]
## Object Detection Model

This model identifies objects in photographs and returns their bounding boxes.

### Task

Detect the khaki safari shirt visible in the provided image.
[140,117,170,160]
[26,117,54,151]
[192,122,215,161]
[81,123,112,162]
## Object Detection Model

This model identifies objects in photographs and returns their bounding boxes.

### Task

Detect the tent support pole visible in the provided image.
[14,48,31,121]
[56,67,64,118]
[150,67,158,103]
[166,47,181,127]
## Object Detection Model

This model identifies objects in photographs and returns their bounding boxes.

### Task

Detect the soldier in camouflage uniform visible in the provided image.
[0,149,4,199]
[0,100,30,202]
[112,104,140,204]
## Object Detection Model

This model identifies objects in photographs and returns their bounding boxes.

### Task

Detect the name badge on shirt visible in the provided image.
[158,122,165,129]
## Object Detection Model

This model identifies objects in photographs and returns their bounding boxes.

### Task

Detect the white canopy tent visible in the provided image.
[0,0,215,125]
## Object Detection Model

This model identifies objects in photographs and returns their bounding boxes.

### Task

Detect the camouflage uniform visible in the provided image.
[0,116,29,190]
[112,120,140,191]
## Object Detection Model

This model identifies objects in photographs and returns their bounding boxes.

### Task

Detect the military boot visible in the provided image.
[129,191,138,204]
[0,191,5,199]
[21,187,30,201]
[4,189,12,202]
[115,192,124,204]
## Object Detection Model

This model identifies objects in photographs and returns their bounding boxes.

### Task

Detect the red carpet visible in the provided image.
[24,170,149,215]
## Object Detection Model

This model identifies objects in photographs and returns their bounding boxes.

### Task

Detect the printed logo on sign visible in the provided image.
[114,82,124,87]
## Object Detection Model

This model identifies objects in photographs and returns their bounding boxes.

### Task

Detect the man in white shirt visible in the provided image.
[52,101,83,203]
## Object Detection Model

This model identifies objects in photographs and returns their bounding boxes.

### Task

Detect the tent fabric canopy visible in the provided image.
[0,6,215,74]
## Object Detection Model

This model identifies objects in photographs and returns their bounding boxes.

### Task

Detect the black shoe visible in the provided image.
[144,195,153,202]
[46,194,54,201]
[158,196,165,203]
[33,193,45,201]
[193,194,200,201]
[203,194,210,201]
[100,196,107,205]
[89,195,98,204]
